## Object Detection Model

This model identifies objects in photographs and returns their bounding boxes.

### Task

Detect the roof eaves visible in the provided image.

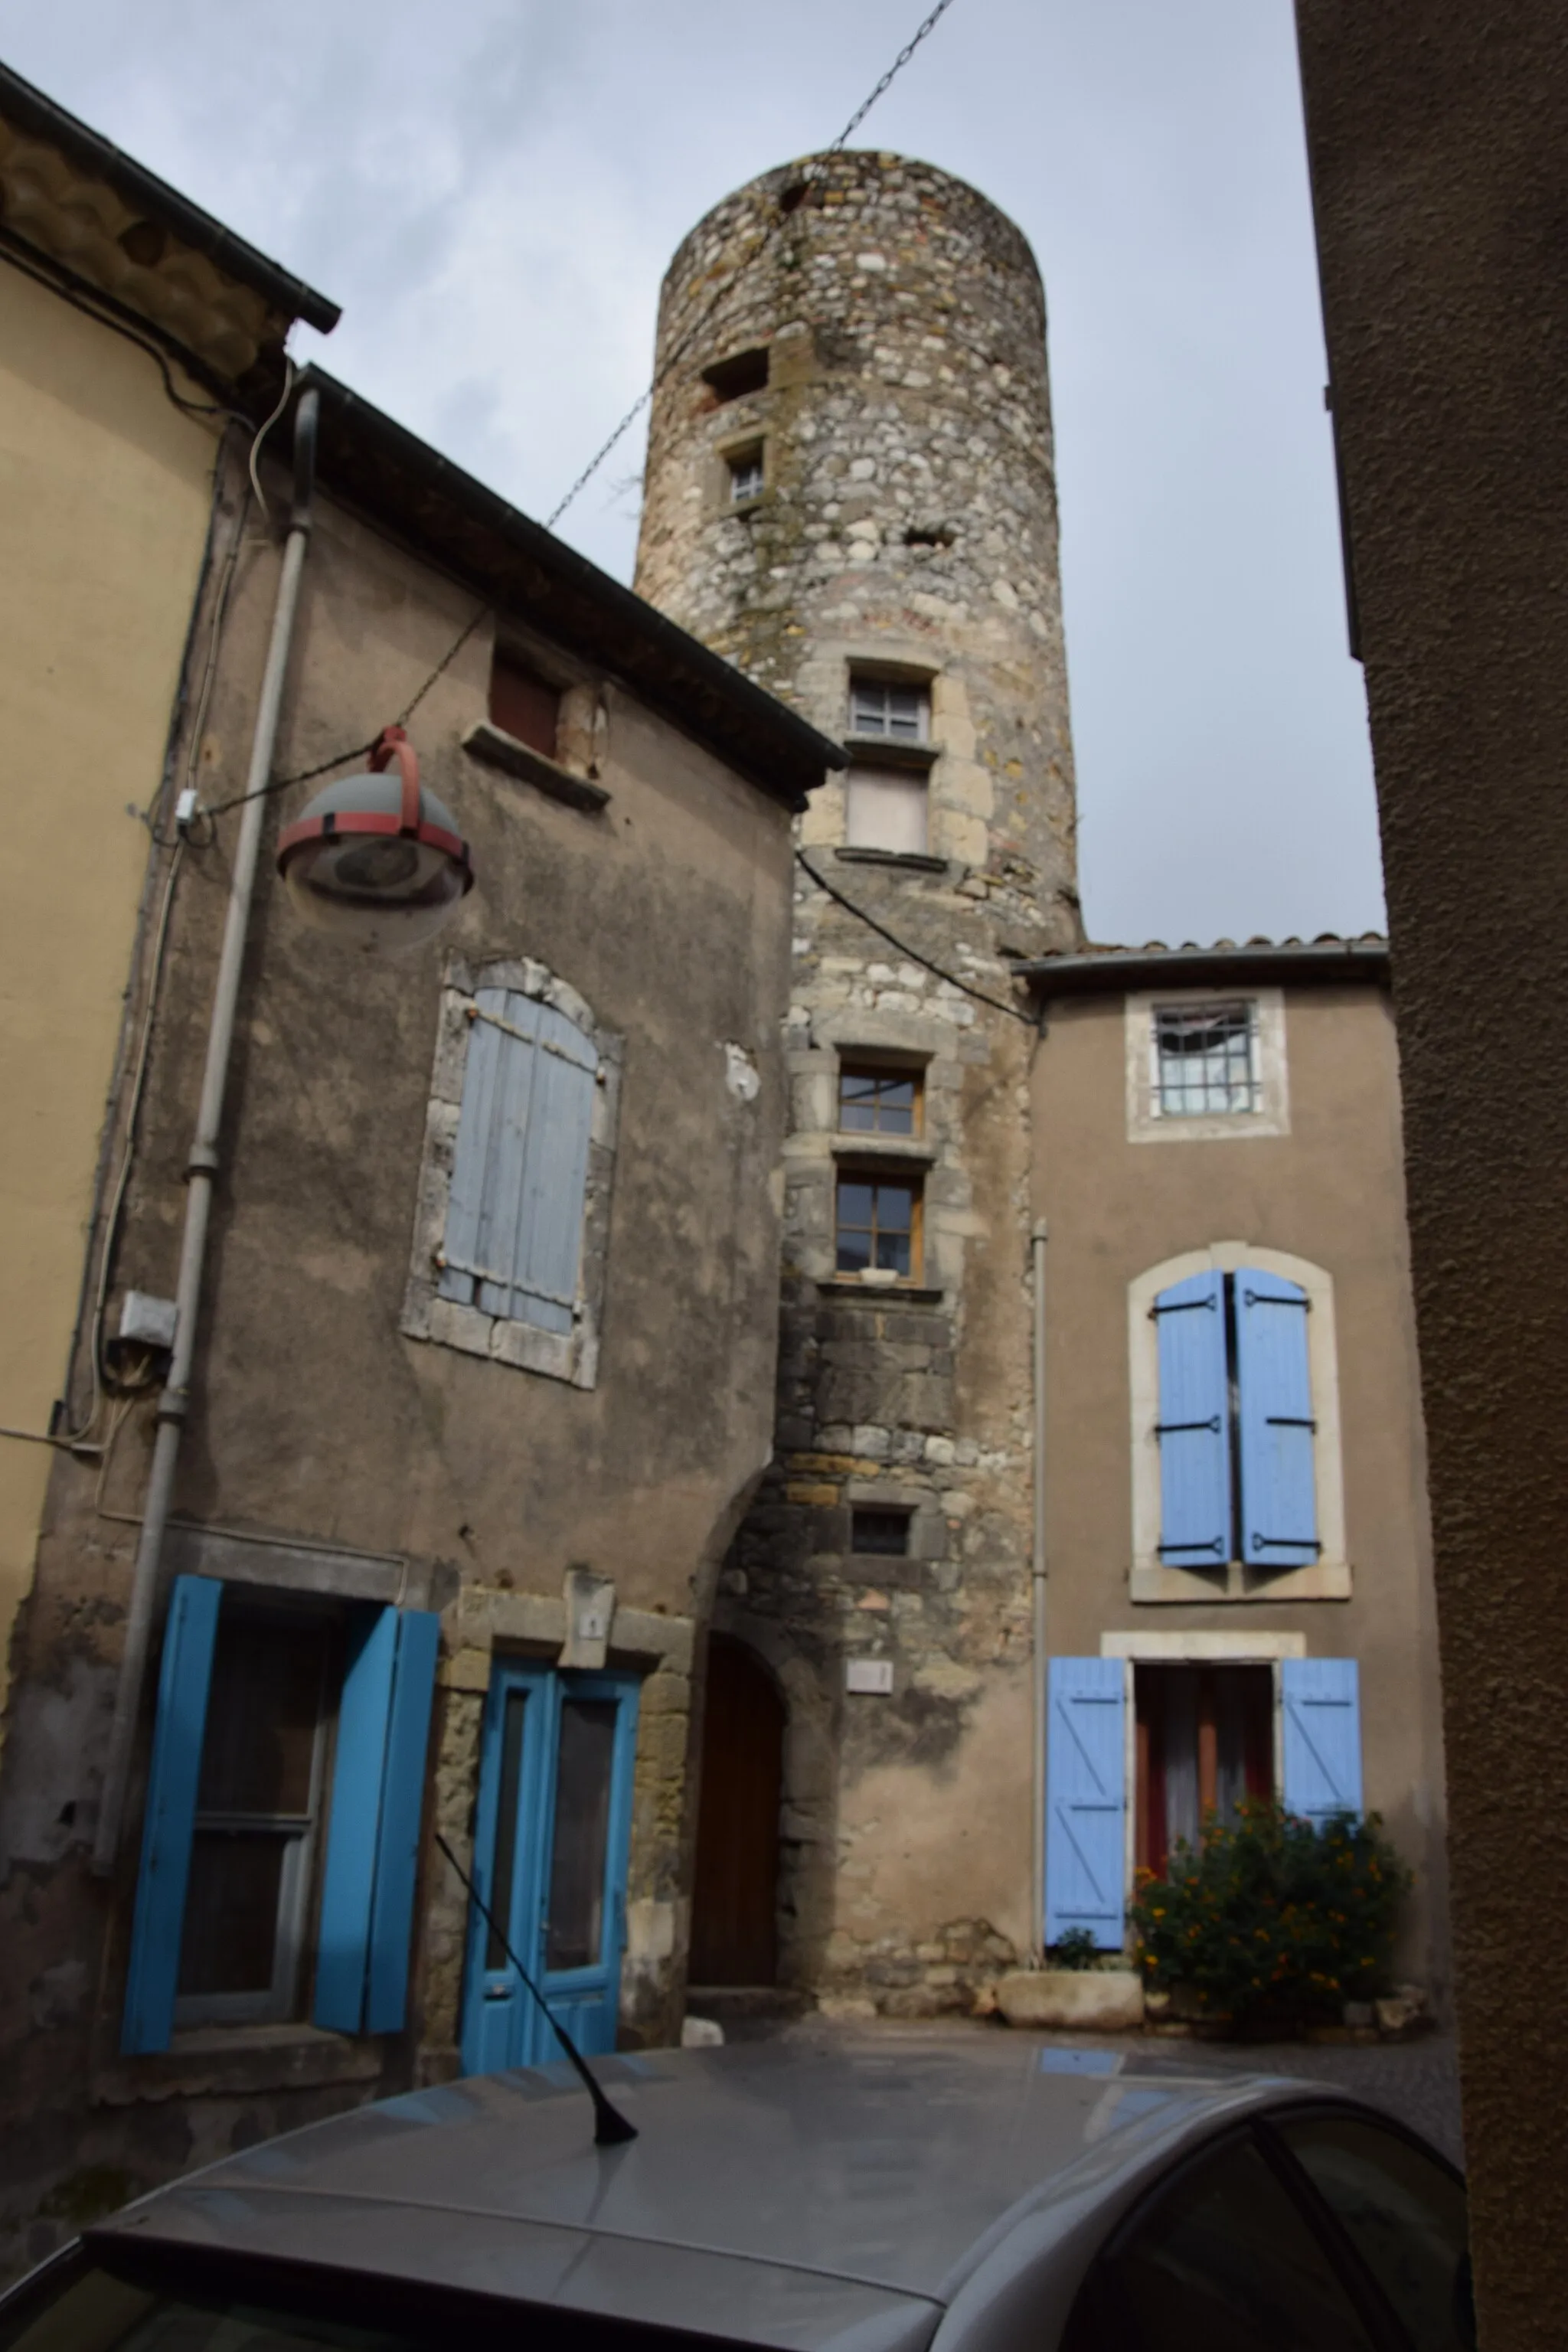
[1017,936,1391,997]
[298,366,844,812]
[0,61,340,335]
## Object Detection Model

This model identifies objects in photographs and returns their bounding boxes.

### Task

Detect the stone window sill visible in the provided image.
[1129,1559,1354,1604]
[93,2022,382,2107]
[842,733,941,771]
[835,847,949,875]
[462,720,609,814]
[829,1134,936,1165]
[817,1279,946,1306]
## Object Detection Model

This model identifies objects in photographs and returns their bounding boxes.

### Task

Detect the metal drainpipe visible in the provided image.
[92,389,320,1877]
[1030,1218,1049,1965]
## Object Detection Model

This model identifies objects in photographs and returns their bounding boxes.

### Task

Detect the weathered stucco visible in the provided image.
[1033,983,1449,1994]
[1294,5,1568,2337]
[0,433,806,2275]
[0,260,218,1726]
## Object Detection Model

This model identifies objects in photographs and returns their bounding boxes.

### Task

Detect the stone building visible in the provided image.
[0,80,839,2278]
[635,150,1082,2007]
[637,153,1449,2024]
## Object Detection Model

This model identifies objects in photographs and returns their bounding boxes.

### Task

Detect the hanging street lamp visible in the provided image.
[276,724,475,953]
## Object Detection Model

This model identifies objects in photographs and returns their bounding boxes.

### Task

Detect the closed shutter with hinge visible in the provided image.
[1281,1658,1362,1827]
[439,990,596,1336]
[1045,1658,1127,1950]
[121,1575,223,2055]
[1153,1269,1231,1566]
[1236,1267,1319,1569]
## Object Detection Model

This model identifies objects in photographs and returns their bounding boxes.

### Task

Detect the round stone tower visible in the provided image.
[636,155,1081,2018]
[635,149,1078,939]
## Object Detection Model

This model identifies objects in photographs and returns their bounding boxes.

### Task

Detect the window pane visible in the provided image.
[844,766,928,855]
[178,1831,289,1997]
[839,1073,883,1130]
[2,2268,426,2348]
[1279,2116,1472,2352]
[838,1070,916,1135]
[545,1699,617,1971]
[851,1510,911,1556]
[1104,2133,1377,2352]
[1155,1004,1258,1117]
[838,1181,875,1227]
[485,1690,530,1972]
[197,1617,328,1817]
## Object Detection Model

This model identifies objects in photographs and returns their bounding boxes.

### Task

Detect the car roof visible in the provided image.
[91,2037,1343,2350]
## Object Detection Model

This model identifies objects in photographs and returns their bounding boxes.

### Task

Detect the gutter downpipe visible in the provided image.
[92,388,320,1877]
[1030,1217,1049,1966]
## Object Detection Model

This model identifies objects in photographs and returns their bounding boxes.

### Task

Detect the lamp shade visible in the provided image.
[276,727,474,953]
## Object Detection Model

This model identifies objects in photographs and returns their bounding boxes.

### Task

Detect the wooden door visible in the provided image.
[689,1638,783,1986]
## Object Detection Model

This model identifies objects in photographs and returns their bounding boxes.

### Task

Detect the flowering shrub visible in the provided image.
[1129,1798,1410,2031]
[1049,1928,1100,1971]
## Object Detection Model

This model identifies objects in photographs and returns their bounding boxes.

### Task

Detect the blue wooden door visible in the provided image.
[460,1664,639,2076]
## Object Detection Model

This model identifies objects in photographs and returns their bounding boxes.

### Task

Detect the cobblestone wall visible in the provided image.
[636,152,1080,2012]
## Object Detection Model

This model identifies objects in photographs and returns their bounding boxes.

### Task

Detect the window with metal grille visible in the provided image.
[727,445,765,503]
[835,1175,918,1279]
[851,1507,913,1556]
[838,1063,920,1136]
[1152,1001,1259,1116]
[849,678,929,742]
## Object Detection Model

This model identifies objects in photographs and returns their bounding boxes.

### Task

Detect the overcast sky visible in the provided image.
[2,0,1385,947]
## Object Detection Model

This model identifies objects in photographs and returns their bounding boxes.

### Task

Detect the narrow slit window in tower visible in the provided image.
[727,444,765,505]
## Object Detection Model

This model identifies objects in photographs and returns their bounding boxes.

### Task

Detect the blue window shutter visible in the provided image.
[1236,1268,1319,1568]
[315,1607,439,2034]
[365,1610,440,2034]
[1281,1658,1363,1827]
[509,1002,596,1338]
[1045,1658,1127,1950]
[121,1574,223,2055]
[439,990,596,1338]
[1153,1269,1231,1566]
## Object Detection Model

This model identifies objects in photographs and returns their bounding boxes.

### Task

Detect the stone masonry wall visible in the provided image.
[636,152,1080,2013]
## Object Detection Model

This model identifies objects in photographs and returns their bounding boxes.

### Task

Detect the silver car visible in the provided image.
[0,2037,1470,2351]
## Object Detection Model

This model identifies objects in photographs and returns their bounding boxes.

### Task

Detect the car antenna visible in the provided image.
[436,1831,638,2147]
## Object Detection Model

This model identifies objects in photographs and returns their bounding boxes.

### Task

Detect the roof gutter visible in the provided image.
[0,62,341,335]
[1015,939,1390,998]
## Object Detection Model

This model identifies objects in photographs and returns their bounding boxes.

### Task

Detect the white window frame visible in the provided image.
[1125,985,1289,1142]
[1128,1240,1350,1602]
[848,678,931,743]
[401,956,622,1390]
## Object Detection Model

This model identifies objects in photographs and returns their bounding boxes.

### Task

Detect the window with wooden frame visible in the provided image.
[835,1174,920,1279]
[1134,1662,1273,1880]
[489,649,560,759]
[838,1061,922,1138]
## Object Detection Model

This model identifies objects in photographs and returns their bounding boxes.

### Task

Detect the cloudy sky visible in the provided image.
[2,0,1384,947]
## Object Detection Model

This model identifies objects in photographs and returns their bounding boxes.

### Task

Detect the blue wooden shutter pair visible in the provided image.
[1281,1658,1363,1825]
[439,990,597,1338]
[1152,1266,1319,1569]
[1044,1658,1125,1950]
[121,1578,439,2054]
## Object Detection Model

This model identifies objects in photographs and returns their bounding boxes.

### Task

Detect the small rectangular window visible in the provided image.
[839,1063,920,1136]
[835,1174,918,1279]
[851,1507,912,1557]
[727,445,765,503]
[176,1609,332,2025]
[490,652,560,759]
[1152,1002,1259,1117]
[850,678,929,741]
[844,765,928,856]
[703,347,769,402]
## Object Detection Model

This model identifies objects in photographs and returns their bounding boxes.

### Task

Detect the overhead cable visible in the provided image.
[795,849,1037,1027]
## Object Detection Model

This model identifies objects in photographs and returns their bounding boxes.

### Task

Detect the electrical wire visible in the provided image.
[795,848,1037,1027]
[546,0,964,529]
[0,233,244,426]
[248,358,296,529]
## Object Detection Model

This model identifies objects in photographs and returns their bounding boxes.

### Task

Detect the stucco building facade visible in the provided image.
[0,83,838,2278]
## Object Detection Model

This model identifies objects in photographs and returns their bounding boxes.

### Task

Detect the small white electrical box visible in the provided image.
[119,1292,178,1351]
[174,789,201,834]
[846,1658,894,1695]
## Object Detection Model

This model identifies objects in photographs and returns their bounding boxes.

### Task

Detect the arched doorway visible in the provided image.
[689,1635,784,1986]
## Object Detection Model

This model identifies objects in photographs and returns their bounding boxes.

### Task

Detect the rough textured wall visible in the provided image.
[636,152,1079,2011]
[1294,4,1568,2341]
[0,450,797,2278]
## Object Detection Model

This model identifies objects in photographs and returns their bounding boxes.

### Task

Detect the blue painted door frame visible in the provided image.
[459,1661,639,2077]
